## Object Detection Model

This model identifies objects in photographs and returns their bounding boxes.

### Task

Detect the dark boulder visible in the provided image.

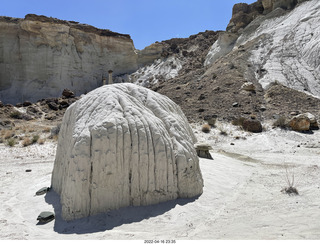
[62,88,75,98]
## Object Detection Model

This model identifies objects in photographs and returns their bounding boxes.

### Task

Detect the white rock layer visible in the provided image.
[238,0,320,97]
[130,56,183,87]
[51,83,203,221]
[204,32,239,67]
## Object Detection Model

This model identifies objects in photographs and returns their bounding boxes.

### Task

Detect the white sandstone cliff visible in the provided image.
[0,15,138,104]
[51,83,203,221]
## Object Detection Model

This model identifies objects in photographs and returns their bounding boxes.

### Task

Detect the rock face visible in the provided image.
[263,0,299,13]
[51,83,203,221]
[0,14,138,104]
[227,1,264,33]
[204,32,239,66]
[231,0,320,98]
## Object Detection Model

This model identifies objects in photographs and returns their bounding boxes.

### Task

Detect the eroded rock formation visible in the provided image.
[0,14,138,104]
[51,83,203,221]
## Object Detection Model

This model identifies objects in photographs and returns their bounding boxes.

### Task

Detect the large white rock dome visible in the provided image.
[51,83,203,221]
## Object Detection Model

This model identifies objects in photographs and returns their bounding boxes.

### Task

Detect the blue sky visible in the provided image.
[1,0,256,50]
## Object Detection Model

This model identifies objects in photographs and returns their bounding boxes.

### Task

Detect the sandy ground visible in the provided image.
[0,122,319,240]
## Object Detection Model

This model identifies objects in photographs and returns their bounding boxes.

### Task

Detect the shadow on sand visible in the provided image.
[45,190,199,235]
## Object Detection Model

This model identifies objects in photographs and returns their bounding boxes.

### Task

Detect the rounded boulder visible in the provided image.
[51,83,203,220]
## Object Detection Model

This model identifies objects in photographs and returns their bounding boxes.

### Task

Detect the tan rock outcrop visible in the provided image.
[0,14,139,104]
[289,114,311,131]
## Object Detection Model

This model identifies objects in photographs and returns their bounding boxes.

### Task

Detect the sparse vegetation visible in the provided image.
[7,138,16,147]
[201,124,211,133]
[42,127,51,133]
[22,134,41,147]
[22,137,32,147]
[281,164,299,195]
[4,130,15,139]
[231,117,246,128]
[38,138,46,145]
[218,125,228,136]
[32,134,40,144]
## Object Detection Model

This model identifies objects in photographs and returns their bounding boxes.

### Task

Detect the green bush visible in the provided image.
[7,138,16,147]
[32,134,40,144]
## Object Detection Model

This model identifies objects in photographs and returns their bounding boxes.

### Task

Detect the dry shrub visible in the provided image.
[4,130,15,139]
[22,137,32,147]
[201,124,211,133]
[232,117,246,127]
[38,138,46,145]
[42,127,51,133]
[218,125,228,136]
[281,164,299,195]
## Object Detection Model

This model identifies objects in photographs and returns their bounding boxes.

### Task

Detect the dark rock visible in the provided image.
[242,118,263,133]
[37,211,55,223]
[59,100,70,109]
[27,106,40,114]
[0,101,3,107]
[45,98,59,104]
[260,106,267,111]
[15,103,23,107]
[48,102,59,111]
[0,120,15,128]
[45,113,57,120]
[21,113,33,121]
[62,88,75,98]
[23,101,32,107]
[198,94,206,100]
[195,143,213,160]
[35,187,50,196]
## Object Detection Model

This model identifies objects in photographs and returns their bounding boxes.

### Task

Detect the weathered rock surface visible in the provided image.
[289,114,311,131]
[0,14,138,104]
[242,117,263,133]
[51,83,203,221]
[195,143,213,160]
[299,112,319,130]
[238,0,320,97]
[204,32,239,67]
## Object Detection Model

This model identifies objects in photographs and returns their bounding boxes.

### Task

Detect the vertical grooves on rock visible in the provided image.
[53,84,203,220]
[88,132,93,217]
[134,117,141,205]
[127,117,133,205]
[147,119,156,197]
[115,117,119,207]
